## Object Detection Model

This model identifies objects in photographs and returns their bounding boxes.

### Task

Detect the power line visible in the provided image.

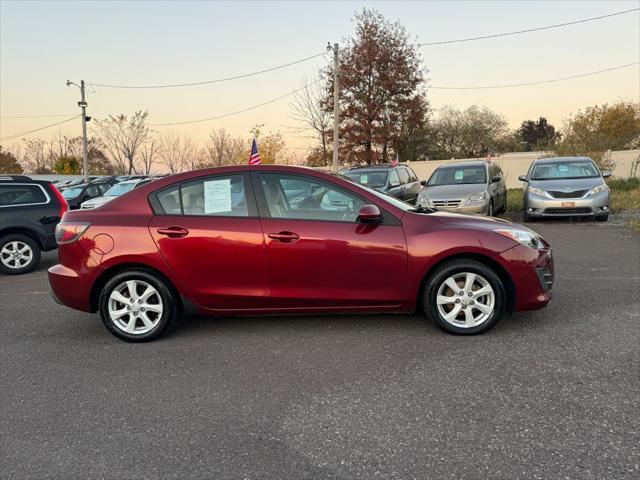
[430,62,639,90]
[150,80,322,127]
[0,115,79,142]
[418,8,639,46]
[91,52,326,89]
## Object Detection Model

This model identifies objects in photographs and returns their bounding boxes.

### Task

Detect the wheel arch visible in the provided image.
[416,252,516,313]
[89,262,184,313]
[0,227,45,250]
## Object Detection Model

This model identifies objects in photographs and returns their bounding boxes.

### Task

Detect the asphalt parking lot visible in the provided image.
[1,221,639,479]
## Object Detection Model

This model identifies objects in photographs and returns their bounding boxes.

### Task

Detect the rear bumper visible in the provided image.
[48,263,97,312]
[526,192,609,217]
[495,244,554,311]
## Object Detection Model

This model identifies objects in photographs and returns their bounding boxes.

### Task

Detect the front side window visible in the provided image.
[0,184,47,206]
[398,168,410,185]
[388,170,400,187]
[428,165,487,186]
[259,174,365,222]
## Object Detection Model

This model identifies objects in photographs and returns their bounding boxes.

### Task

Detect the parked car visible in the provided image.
[49,165,553,342]
[416,160,507,216]
[115,175,149,183]
[519,156,611,222]
[343,164,422,204]
[0,175,68,274]
[62,180,116,209]
[81,178,152,209]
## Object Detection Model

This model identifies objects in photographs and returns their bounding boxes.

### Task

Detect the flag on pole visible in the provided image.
[391,152,399,167]
[485,152,492,163]
[249,138,261,165]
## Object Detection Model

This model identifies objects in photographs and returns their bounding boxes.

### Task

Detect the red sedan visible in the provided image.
[48,165,553,342]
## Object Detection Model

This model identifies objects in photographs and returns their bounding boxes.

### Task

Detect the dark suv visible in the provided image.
[61,179,116,210]
[343,164,422,204]
[0,175,68,274]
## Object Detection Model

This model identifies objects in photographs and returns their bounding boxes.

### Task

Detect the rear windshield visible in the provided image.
[104,182,136,197]
[346,170,389,189]
[531,160,599,180]
[428,165,487,186]
[62,187,84,199]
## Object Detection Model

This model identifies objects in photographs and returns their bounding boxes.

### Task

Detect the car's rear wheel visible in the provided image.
[99,270,178,342]
[424,259,506,335]
[0,234,41,275]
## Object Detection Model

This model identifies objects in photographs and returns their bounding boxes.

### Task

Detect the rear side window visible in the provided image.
[0,184,48,206]
[154,174,249,217]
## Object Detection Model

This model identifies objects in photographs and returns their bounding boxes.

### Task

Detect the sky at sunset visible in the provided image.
[1,0,639,153]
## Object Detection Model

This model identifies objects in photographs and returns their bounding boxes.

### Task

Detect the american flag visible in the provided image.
[249,138,261,165]
[391,152,399,167]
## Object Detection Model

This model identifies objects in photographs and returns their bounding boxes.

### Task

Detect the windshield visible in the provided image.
[62,187,84,199]
[104,182,136,197]
[428,165,487,186]
[346,170,389,189]
[531,160,599,180]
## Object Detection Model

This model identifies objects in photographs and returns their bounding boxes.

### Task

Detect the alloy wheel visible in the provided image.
[0,241,34,270]
[436,272,495,328]
[108,280,164,335]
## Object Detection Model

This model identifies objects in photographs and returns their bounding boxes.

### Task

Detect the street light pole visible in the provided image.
[67,80,90,182]
[327,42,339,172]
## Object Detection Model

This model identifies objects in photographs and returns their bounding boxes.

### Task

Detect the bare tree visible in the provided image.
[200,128,246,167]
[20,138,49,173]
[289,74,332,165]
[158,132,197,174]
[94,111,151,175]
[140,139,160,175]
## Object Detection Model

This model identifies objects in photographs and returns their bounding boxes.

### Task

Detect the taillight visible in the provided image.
[50,184,69,218]
[55,222,91,245]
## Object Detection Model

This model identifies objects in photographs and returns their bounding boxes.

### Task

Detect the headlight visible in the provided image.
[463,191,486,203]
[417,191,433,207]
[527,186,552,198]
[586,183,608,196]
[494,228,546,250]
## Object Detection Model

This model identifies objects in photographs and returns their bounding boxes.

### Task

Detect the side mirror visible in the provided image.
[491,175,502,183]
[420,180,427,186]
[602,171,612,178]
[518,175,528,182]
[357,204,383,224]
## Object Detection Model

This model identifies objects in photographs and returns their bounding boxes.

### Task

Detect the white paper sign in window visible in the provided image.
[204,179,232,214]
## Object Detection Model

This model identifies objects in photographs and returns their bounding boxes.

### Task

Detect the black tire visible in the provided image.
[99,269,179,342]
[423,259,506,335]
[596,213,609,222]
[0,233,41,275]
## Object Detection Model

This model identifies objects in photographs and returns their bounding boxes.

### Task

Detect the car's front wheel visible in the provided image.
[99,269,179,342]
[424,259,506,334]
[0,234,41,275]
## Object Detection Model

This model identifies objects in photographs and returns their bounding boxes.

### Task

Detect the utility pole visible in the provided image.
[66,80,90,181]
[327,42,339,171]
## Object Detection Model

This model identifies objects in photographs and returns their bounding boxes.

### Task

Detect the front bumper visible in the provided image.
[526,192,609,217]
[494,244,554,311]
[418,198,489,215]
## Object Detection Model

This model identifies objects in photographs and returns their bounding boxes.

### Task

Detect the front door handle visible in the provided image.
[268,231,300,243]
[157,226,189,238]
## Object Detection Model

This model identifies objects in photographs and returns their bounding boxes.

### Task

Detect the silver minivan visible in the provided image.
[519,156,611,222]
[416,161,507,216]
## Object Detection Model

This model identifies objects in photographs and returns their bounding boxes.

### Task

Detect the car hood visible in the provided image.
[81,196,115,207]
[427,210,514,229]
[422,184,486,200]
[528,177,603,191]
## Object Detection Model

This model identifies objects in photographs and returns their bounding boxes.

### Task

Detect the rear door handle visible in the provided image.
[268,231,299,243]
[157,227,189,238]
